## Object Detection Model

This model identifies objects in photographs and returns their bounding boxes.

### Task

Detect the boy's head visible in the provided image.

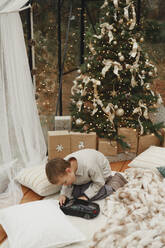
[45,158,76,186]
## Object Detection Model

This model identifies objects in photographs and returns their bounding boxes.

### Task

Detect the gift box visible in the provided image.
[54,116,72,131]
[161,128,165,147]
[118,128,138,153]
[98,138,117,156]
[70,132,97,153]
[137,133,161,154]
[48,131,71,159]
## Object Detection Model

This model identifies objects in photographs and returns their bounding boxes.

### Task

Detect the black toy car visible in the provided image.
[60,198,100,219]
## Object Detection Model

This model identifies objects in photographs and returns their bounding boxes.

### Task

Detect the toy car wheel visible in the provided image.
[84,214,90,219]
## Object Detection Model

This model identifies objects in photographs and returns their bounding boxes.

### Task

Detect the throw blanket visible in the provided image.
[89,168,165,248]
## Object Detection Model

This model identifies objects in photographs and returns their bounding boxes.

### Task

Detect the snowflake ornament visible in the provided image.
[56,144,64,152]
[78,141,85,149]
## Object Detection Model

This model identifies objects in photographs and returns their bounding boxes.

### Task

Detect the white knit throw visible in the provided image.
[89,168,165,248]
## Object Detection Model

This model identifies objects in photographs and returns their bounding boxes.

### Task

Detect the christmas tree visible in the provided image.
[70,0,164,148]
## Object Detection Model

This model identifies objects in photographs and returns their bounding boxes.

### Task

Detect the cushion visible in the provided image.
[15,165,61,196]
[128,146,165,170]
[0,199,85,248]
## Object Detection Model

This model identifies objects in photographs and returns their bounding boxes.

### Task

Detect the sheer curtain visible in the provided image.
[0,0,47,208]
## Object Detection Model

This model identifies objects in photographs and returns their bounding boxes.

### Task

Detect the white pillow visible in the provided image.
[0,199,85,248]
[128,146,165,169]
[15,165,61,196]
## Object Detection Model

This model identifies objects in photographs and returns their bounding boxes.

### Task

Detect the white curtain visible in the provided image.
[0,0,47,208]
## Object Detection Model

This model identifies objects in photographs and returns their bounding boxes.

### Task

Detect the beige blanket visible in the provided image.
[90,168,165,248]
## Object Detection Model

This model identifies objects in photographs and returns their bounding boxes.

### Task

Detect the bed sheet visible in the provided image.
[0,171,119,248]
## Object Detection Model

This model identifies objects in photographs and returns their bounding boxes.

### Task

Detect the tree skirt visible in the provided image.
[90,168,165,248]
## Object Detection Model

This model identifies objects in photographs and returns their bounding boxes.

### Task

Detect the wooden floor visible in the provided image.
[0,160,131,245]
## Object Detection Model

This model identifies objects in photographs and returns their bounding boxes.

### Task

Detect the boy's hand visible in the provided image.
[59,195,66,206]
[78,195,88,201]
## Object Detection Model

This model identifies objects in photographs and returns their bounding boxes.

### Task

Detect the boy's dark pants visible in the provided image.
[72,177,114,201]
[72,173,128,201]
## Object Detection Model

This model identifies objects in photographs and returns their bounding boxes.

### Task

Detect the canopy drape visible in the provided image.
[0,0,47,208]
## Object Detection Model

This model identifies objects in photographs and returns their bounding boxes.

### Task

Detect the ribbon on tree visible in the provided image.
[89,42,96,55]
[83,75,91,85]
[133,100,149,134]
[103,103,115,126]
[138,74,145,86]
[139,100,149,120]
[71,79,79,96]
[127,48,141,87]
[101,0,108,9]
[129,38,138,58]
[91,100,98,116]
[102,59,123,78]
[130,71,137,87]
[101,23,114,43]
[94,23,114,44]
[81,75,91,96]
[124,4,130,21]
[92,80,101,116]
[71,74,90,96]
[129,4,136,30]
[92,82,115,128]
[113,0,118,8]
[124,4,136,30]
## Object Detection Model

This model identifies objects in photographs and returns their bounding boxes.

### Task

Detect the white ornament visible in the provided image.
[114,105,118,110]
[56,144,64,152]
[118,52,122,57]
[119,55,125,62]
[140,37,144,42]
[76,118,83,125]
[148,71,153,76]
[116,108,124,116]
[87,63,91,69]
[78,141,85,149]
[141,70,145,75]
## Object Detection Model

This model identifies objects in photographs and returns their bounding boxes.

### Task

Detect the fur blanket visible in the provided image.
[89,168,165,248]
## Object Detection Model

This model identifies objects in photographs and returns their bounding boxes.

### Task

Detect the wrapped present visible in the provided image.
[118,128,138,153]
[98,138,117,156]
[70,132,97,153]
[54,116,72,131]
[137,133,161,154]
[48,131,71,159]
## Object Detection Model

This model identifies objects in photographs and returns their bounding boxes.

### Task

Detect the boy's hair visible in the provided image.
[45,158,70,184]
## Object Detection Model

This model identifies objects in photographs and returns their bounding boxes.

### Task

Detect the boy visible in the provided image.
[46,149,127,205]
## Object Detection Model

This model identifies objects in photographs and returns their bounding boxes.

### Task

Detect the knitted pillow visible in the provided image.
[128,146,165,170]
[16,165,61,196]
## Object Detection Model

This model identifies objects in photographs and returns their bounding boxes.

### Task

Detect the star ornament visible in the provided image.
[56,144,64,152]
[78,141,85,149]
